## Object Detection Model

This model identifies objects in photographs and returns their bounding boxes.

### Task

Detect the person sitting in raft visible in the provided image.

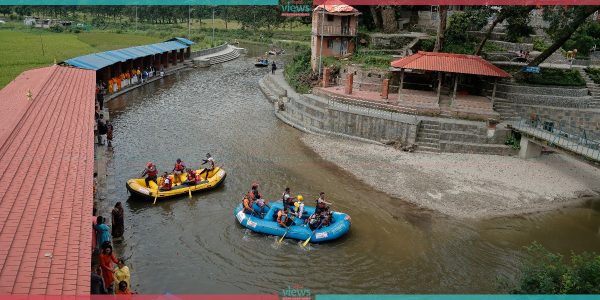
[198,153,215,180]
[242,194,255,215]
[160,172,172,191]
[141,162,158,187]
[185,168,197,186]
[282,187,297,211]
[315,192,332,215]
[250,183,261,200]
[277,207,294,228]
[172,158,186,185]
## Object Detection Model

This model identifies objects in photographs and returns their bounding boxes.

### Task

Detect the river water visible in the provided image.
[103,47,600,294]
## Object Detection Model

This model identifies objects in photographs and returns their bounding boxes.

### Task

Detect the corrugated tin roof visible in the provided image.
[391,51,511,78]
[65,40,189,70]
[0,65,95,294]
[169,37,195,46]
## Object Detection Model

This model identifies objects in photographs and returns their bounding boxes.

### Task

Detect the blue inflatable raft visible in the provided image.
[234,201,351,243]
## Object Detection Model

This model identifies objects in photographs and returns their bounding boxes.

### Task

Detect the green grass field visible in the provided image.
[0,30,165,88]
[0,18,311,88]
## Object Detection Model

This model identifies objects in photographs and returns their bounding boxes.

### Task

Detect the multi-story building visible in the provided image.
[310,3,360,72]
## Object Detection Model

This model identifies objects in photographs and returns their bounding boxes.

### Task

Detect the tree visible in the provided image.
[369,6,382,31]
[381,6,397,33]
[528,6,600,66]
[433,6,448,52]
[474,6,534,55]
[506,242,600,294]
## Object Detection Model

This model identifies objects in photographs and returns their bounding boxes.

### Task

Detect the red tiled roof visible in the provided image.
[314,1,359,14]
[390,51,511,78]
[0,65,95,295]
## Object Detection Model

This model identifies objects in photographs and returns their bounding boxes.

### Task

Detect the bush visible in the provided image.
[533,38,548,52]
[419,38,435,52]
[586,68,600,84]
[505,242,600,294]
[504,66,586,87]
[49,24,64,33]
[284,47,313,94]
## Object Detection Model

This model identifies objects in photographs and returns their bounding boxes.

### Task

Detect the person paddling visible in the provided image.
[282,187,296,211]
[186,168,197,186]
[277,207,293,228]
[160,172,172,191]
[242,194,255,215]
[172,159,186,185]
[315,192,332,215]
[141,162,158,187]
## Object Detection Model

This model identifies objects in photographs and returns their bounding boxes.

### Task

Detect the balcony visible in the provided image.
[314,25,356,36]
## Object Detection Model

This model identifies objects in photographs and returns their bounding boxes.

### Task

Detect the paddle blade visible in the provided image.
[153,188,159,205]
[188,187,192,198]
[277,235,285,244]
[302,237,311,247]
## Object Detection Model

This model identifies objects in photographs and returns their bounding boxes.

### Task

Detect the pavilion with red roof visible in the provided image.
[390,51,511,109]
[0,64,95,294]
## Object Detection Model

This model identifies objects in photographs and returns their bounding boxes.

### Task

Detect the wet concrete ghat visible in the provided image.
[102,52,600,294]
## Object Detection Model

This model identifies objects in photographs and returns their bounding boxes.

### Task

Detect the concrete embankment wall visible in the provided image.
[260,74,514,155]
[259,75,419,145]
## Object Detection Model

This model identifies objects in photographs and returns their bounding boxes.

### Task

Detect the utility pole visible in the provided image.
[212,6,215,47]
[135,6,137,32]
[188,5,191,38]
[318,8,325,78]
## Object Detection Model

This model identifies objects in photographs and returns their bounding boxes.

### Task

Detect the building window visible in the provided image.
[327,39,333,49]
[326,14,334,22]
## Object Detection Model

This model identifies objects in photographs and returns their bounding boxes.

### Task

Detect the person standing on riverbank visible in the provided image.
[91,264,107,294]
[95,216,111,249]
[111,202,124,239]
[99,244,118,294]
[271,61,277,74]
[106,121,113,148]
[97,114,107,146]
[114,259,131,289]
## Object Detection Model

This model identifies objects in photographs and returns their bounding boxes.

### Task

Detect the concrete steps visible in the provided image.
[416,120,441,152]
[579,69,600,109]
[208,47,241,65]
[492,97,518,122]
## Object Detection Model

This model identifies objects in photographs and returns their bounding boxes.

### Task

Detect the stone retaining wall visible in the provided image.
[513,104,600,135]
[485,82,591,108]
[261,74,514,155]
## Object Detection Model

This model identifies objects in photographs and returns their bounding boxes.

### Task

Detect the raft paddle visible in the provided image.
[302,221,324,247]
[153,186,159,205]
[278,228,289,244]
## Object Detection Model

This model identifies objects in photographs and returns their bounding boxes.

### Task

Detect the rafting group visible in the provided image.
[126,153,226,201]
[235,184,351,244]
[126,155,351,244]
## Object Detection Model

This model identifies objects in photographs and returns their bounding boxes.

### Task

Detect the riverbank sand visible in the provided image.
[302,135,600,218]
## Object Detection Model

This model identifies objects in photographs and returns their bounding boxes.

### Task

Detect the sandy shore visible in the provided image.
[302,134,600,219]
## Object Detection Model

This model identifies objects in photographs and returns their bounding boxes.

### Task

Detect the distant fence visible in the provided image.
[190,43,228,58]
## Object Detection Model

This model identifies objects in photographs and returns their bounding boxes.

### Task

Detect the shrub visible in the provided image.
[505,242,600,294]
[586,68,600,84]
[419,38,435,52]
[284,48,313,94]
[533,38,548,52]
[49,24,63,33]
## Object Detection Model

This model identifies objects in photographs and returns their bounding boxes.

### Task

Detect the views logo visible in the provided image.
[281,284,311,300]
[280,0,311,17]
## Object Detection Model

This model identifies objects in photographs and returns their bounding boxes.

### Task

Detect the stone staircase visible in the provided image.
[578,68,600,109]
[207,46,241,65]
[416,120,441,152]
[492,97,518,122]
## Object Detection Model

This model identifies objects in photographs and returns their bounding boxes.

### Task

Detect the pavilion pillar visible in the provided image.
[451,74,459,107]
[186,47,191,58]
[436,72,442,104]
[398,69,404,102]
[381,78,389,100]
[491,77,498,106]
[322,67,330,88]
[345,73,354,94]
[179,49,184,63]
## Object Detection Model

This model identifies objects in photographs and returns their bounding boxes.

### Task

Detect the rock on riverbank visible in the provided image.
[302,135,600,219]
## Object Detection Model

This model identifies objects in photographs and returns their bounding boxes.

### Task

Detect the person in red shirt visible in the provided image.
[99,243,118,294]
[141,162,158,187]
[160,172,172,191]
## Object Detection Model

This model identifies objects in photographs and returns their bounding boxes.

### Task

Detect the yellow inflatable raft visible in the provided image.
[126,166,226,200]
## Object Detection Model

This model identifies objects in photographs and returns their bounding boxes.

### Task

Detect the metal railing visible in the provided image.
[314,25,356,36]
[511,116,600,161]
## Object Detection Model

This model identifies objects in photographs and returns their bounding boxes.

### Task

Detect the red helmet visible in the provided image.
[252,182,259,188]
[147,162,153,167]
